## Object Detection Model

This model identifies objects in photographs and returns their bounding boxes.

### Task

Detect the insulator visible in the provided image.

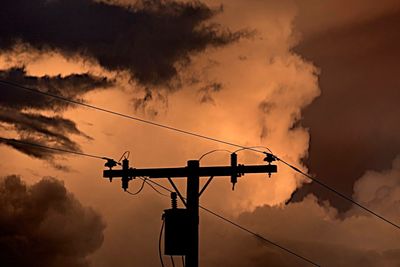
[171,192,178,209]
[264,153,276,164]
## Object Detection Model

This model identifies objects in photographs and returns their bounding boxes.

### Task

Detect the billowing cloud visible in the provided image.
[199,155,400,267]
[293,8,400,210]
[0,0,245,86]
[0,175,105,267]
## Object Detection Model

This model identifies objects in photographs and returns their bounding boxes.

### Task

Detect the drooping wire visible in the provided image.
[140,177,170,197]
[4,135,394,263]
[140,178,320,266]
[159,217,166,267]
[2,80,400,230]
[198,149,233,161]
[125,178,146,196]
[117,151,130,163]
[234,146,272,153]
[0,136,106,160]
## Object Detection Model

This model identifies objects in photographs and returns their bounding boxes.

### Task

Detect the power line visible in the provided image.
[141,178,320,266]
[1,136,396,264]
[278,158,400,230]
[0,79,266,154]
[159,218,166,267]
[1,80,399,230]
[0,136,105,160]
[125,178,147,196]
[141,178,170,197]
[198,149,232,161]
[200,205,320,267]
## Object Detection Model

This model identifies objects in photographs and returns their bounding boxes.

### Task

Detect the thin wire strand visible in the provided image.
[159,218,165,267]
[0,80,267,154]
[198,149,233,161]
[141,178,320,266]
[140,177,170,197]
[117,151,130,163]
[125,178,146,196]
[234,146,272,153]
[0,136,105,160]
[277,157,400,230]
[2,80,399,230]
[200,205,320,266]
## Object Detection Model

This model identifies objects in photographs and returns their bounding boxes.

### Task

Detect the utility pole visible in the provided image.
[103,153,277,267]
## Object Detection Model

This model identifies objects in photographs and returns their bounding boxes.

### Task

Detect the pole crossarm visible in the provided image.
[103,164,277,179]
[102,159,277,267]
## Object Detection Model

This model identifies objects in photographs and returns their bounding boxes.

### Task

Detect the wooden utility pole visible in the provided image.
[103,154,277,267]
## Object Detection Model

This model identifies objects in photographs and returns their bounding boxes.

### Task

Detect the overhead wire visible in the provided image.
[1,80,399,230]
[125,178,147,196]
[0,136,106,160]
[233,146,272,153]
[117,151,130,163]
[277,158,400,230]
[198,149,232,161]
[140,177,170,197]
[159,217,166,267]
[140,178,320,266]
[0,79,267,154]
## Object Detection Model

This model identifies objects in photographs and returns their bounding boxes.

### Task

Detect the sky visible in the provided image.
[0,0,399,266]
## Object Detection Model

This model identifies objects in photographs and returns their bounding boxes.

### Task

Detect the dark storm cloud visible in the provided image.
[0,67,112,163]
[0,0,245,86]
[0,136,71,161]
[0,175,105,267]
[0,67,112,110]
[293,10,400,210]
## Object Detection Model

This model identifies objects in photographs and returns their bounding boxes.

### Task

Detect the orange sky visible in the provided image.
[1,1,400,266]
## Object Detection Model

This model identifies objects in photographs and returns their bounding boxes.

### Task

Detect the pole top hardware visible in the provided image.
[264,153,276,177]
[103,157,119,182]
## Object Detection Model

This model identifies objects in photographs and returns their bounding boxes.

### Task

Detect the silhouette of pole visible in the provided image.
[186,160,199,267]
[103,157,277,267]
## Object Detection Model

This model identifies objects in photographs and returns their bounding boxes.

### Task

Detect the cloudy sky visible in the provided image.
[0,0,399,266]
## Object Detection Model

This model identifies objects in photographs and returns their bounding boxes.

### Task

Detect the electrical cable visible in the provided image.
[3,135,394,263]
[200,205,320,267]
[140,178,320,266]
[233,146,272,153]
[141,178,173,197]
[2,80,399,229]
[117,151,130,163]
[125,178,146,196]
[159,218,165,267]
[0,136,106,160]
[0,79,268,154]
[277,157,400,231]
[170,256,176,267]
[198,149,233,161]
[140,177,170,197]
